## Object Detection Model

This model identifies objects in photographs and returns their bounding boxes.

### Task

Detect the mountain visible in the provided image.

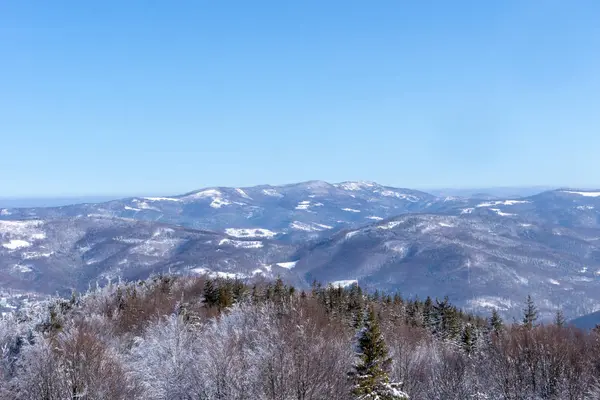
[289,212,600,320]
[0,216,295,296]
[570,310,600,330]
[0,181,438,242]
[2,182,600,320]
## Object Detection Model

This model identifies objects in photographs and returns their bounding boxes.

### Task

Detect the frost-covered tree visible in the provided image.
[522,295,538,329]
[351,307,408,400]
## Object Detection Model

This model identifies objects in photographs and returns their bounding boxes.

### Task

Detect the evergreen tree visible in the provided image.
[554,309,566,327]
[461,323,476,355]
[203,279,219,308]
[522,295,538,329]
[217,285,234,310]
[489,309,503,335]
[351,307,408,399]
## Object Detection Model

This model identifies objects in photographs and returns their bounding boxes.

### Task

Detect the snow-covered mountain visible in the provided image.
[2,182,600,320]
[289,213,600,320]
[0,181,438,242]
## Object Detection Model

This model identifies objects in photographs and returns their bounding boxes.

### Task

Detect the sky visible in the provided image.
[1,1,600,197]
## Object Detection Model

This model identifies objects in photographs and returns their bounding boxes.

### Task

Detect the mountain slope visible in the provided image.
[0,217,296,295]
[290,213,600,319]
[0,181,438,241]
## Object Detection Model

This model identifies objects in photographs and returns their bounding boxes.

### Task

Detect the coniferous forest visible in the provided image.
[1,275,600,399]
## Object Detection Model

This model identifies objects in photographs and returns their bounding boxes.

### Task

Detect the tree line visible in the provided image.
[1,274,600,399]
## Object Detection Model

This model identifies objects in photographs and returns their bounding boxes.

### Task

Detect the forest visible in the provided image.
[1,275,600,400]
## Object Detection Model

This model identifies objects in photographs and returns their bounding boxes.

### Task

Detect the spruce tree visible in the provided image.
[522,295,538,329]
[489,309,503,335]
[351,307,408,399]
[203,279,219,308]
[554,309,566,327]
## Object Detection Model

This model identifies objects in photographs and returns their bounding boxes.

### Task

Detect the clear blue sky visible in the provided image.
[2,1,600,196]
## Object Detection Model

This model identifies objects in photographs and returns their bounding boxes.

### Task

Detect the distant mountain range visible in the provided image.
[2,181,600,320]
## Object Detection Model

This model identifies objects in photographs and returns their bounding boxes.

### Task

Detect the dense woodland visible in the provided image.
[1,275,600,399]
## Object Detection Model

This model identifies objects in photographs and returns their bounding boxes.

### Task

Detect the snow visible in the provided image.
[22,251,53,259]
[218,238,264,248]
[378,190,419,202]
[225,228,277,238]
[235,188,252,199]
[124,206,141,212]
[262,188,283,197]
[438,222,453,227]
[143,197,181,202]
[581,267,588,273]
[191,268,247,279]
[0,209,11,216]
[295,200,311,210]
[563,190,600,197]
[210,198,231,208]
[549,279,560,285]
[577,205,595,210]
[366,216,383,220]
[251,269,264,276]
[186,189,222,199]
[490,208,515,216]
[276,261,298,269]
[378,221,401,230]
[345,230,360,239]
[476,200,530,207]
[290,221,332,232]
[466,296,516,311]
[520,223,533,227]
[131,199,160,211]
[461,208,474,214]
[0,220,44,235]
[329,279,358,288]
[12,264,32,273]
[2,240,32,250]
[336,181,375,191]
[342,208,361,213]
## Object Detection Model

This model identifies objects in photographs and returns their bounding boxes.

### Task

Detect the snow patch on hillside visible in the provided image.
[577,205,595,210]
[366,216,383,221]
[225,228,277,239]
[345,230,360,240]
[563,191,600,197]
[490,208,515,217]
[477,200,530,207]
[218,238,264,248]
[2,240,31,250]
[548,279,560,285]
[336,181,374,191]
[131,199,160,211]
[290,221,332,232]
[342,208,361,213]
[235,188,252,200]
[0,209,11,216]
[143,197,181,202]
[466,296,516,311]
[22,251,53,259]
[378,191,419,202]
[276,261,298,269]
[461,208,474,214]
[295,201,311,210]
[378,221,402,230]
[262,188,284,197]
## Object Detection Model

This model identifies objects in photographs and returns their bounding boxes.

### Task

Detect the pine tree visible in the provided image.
[522,295,538,329]
[203,279,219,308]
[489,309,503,335]
[351,307,408,399]
[461,324,476,355]
[554,309,566,327]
